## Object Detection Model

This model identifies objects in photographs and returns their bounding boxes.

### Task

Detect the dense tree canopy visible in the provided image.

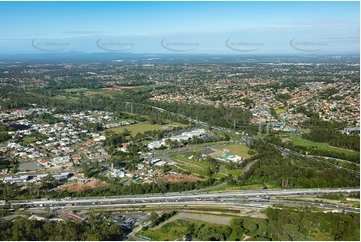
[0,216,124,241]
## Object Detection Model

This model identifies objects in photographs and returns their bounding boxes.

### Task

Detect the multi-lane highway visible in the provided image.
[3,188,359,213]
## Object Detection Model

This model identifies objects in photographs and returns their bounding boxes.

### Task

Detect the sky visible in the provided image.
[0,1,359,55]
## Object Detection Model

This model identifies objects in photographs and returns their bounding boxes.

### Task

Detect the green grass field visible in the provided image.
[141,219,192,240]
[291,137,359,158]
[169,154,210,169]
[105,122,188,136]
[54,95,79,102]
[141,217,235,241]
[275,107,287,115]
[63,88,89,93]
[175,164,209,177]
[221,167,244,177]
[21,136,39,145]
[106,122,162,135]
[105,123,164,135]
[169,154,234,179]
[214,144,251,159]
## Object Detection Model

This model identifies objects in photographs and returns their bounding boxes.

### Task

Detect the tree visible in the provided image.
[41,175,58,191]
[149,212,159,227]
[206,167,214,177]
[192,151,202,161]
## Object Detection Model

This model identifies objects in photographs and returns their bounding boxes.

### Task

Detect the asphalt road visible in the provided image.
[3,187,359,213]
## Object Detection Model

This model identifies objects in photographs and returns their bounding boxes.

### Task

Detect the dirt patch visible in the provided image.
[162,174,204,183]
[57,179,108,193]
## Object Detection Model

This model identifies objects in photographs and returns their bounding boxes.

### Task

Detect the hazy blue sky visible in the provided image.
[0,1,359,54]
